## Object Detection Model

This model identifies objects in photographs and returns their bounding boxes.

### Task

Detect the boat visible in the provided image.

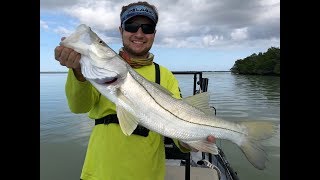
[164,71,240,180]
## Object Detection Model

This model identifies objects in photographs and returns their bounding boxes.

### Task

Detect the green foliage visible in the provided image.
[230,47,280,76]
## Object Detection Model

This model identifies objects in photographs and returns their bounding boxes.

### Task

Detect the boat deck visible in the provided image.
[165,165,220,180]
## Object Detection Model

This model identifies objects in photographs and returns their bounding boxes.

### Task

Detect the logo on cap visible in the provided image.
[121,5,157,25]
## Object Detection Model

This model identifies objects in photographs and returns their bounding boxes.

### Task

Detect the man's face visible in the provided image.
[120,16,156,57]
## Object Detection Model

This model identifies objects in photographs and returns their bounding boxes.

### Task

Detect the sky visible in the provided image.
[40,0,280,72]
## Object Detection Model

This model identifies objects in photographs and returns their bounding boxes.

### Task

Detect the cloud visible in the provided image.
[40,20,49,29]
[53,26,74,37]
[65,1,121,30]
[40,0,279,50]
[202,35,224,47]
[231,28,248,41]
[40,0,81,10]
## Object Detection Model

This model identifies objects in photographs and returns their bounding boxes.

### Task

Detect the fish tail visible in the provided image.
[242,121,278,140]
[239,121,278,170]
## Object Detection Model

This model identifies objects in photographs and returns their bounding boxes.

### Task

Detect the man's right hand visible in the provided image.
[54,37,86,81]
[54,46,81,69]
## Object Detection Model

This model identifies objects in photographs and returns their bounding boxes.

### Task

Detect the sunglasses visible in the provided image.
[123,23,156,34]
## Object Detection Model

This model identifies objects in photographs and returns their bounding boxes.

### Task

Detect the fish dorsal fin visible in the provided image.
[183,92,215,116]
[150,81,173,96]
[116,106,139,136]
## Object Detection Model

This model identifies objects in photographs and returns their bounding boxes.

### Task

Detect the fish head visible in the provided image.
[60,24,128,86]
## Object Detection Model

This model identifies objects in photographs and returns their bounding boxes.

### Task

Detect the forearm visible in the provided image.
[65,69,98,113]
[72,68,86,82]
[173,139,191,153]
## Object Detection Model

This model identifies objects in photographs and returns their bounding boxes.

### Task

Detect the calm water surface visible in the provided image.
[40,72,280,180]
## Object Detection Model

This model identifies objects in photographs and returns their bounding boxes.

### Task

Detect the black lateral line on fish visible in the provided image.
[130,71,246,135]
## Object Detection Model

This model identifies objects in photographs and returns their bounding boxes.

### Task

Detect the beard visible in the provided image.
[122,43,152,57]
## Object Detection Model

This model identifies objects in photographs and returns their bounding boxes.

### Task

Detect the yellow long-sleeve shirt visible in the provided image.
[65,63,189,180]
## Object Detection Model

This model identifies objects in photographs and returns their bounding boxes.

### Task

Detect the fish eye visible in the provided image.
[98,40,105,44]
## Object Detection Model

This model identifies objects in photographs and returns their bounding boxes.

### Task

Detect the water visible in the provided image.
[40,72,280,180]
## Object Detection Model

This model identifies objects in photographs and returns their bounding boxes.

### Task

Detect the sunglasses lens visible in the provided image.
[124,23,155,34]
[141,24,155,34]
[124,24,140,33]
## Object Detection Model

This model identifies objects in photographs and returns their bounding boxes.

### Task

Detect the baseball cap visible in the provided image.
[120,5,158,25]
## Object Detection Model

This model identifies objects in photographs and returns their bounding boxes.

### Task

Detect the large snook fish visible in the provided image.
[60,24,277,170]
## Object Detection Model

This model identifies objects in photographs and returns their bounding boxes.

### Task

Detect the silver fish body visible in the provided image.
[60,24,277,170]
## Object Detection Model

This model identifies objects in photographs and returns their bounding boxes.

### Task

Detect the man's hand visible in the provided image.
[179,135,216,152]
[54,37,85,81]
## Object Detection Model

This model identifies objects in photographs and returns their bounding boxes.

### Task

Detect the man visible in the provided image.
[54,1,215,180]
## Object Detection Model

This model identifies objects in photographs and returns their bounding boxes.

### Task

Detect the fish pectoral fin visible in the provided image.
[116,106,139,136]
[183,140,219,155]
[182,92,215,116]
